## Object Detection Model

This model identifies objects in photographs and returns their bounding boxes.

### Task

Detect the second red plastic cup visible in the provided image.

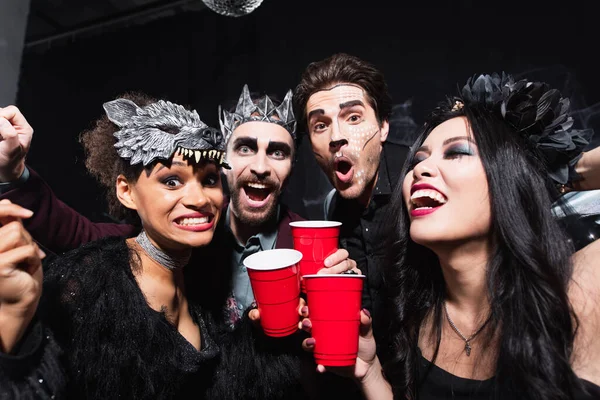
[289,220,341,291]
[303,274,365,366]
[243,249,303,337]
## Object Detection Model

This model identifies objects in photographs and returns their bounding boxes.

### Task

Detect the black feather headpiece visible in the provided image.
[457,73,593,186]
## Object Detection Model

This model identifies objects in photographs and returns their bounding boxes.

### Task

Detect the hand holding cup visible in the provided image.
[299,272,367,369]
[249,297,308,325]
[243,248,302,337]
[301,306,378,380]
[319,248,360,275]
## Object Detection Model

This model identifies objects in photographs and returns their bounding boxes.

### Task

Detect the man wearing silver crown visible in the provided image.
[0,86,361,399]
[215,84,357,326]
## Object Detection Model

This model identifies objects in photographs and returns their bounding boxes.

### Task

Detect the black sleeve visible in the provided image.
[575,379,600,400]
[0,318,66,400]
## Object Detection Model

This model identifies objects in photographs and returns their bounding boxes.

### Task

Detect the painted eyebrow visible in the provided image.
[232,137,258,150]
[339,100,365,111]
[307,100,365,122]
[266,141,292,155]
[307,108,324,121]
[416,136,475,153]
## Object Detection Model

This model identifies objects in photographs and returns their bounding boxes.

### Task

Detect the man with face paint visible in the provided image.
[216,85,357,326]
[294,53,411,344]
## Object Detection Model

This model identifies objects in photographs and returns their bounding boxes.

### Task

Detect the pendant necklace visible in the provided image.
[443,301,491,356]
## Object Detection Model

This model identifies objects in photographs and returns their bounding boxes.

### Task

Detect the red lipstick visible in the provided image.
[409,183,446,217]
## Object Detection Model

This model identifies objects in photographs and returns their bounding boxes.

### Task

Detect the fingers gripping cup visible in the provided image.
[243,249,303,337]
[289,221,342,291]
[303,273,365,366]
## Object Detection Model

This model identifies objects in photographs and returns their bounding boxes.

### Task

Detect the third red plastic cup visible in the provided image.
[289,220,341,291]
[243,249,303,337]
[303,274,365,366]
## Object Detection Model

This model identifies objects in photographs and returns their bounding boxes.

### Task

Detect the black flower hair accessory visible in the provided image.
[458,73,593,187]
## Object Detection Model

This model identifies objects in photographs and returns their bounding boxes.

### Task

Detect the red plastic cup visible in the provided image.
[243,249,303,337]
[289,221,342,291]
[303,274,365,366]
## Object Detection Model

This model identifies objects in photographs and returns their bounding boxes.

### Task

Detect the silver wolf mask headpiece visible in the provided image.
[104,98,230,168]
[218,84,296,142]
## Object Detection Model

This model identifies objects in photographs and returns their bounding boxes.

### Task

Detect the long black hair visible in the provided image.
[382,98,581,399]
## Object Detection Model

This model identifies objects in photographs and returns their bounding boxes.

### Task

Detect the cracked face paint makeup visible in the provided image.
[306,84,389,203]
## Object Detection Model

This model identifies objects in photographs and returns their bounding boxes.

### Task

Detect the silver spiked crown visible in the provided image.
[218,84,296,142]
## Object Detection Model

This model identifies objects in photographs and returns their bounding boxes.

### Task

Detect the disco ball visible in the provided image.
[202,0,264,17]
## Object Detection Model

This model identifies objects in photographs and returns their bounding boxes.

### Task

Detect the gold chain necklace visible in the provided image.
[443,302,491,356]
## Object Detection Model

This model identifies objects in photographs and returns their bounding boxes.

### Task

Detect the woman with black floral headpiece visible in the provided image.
[302,74,600,400]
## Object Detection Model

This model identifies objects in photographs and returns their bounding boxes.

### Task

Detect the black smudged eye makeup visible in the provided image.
[445,143,475,158]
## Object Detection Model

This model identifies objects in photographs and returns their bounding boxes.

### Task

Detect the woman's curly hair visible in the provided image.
[79,92,157,225]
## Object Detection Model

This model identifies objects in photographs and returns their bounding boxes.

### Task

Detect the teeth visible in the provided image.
[177,217,209,226]
[178,149,225,162]
[247,183,267,189]
[410,189,447,207]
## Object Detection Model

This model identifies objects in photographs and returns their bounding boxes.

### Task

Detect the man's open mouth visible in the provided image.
[334,158,354,183]
[242,182,273,208]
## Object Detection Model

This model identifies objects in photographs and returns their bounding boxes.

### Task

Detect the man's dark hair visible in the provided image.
[293,53,392,134]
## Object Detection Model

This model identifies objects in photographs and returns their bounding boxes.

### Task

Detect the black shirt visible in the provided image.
[417,349,600,400]
[326,141,409,342]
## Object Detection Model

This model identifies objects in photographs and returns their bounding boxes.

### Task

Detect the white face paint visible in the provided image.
[224,121,294,226]
[306,84,389,202]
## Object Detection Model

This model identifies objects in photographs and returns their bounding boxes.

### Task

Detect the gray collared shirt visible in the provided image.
[225,205,279,311]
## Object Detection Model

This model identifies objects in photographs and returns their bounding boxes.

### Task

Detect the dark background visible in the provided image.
[16,0,600,220]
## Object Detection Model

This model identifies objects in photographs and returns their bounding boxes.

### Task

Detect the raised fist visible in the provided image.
[0,106,33,182]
